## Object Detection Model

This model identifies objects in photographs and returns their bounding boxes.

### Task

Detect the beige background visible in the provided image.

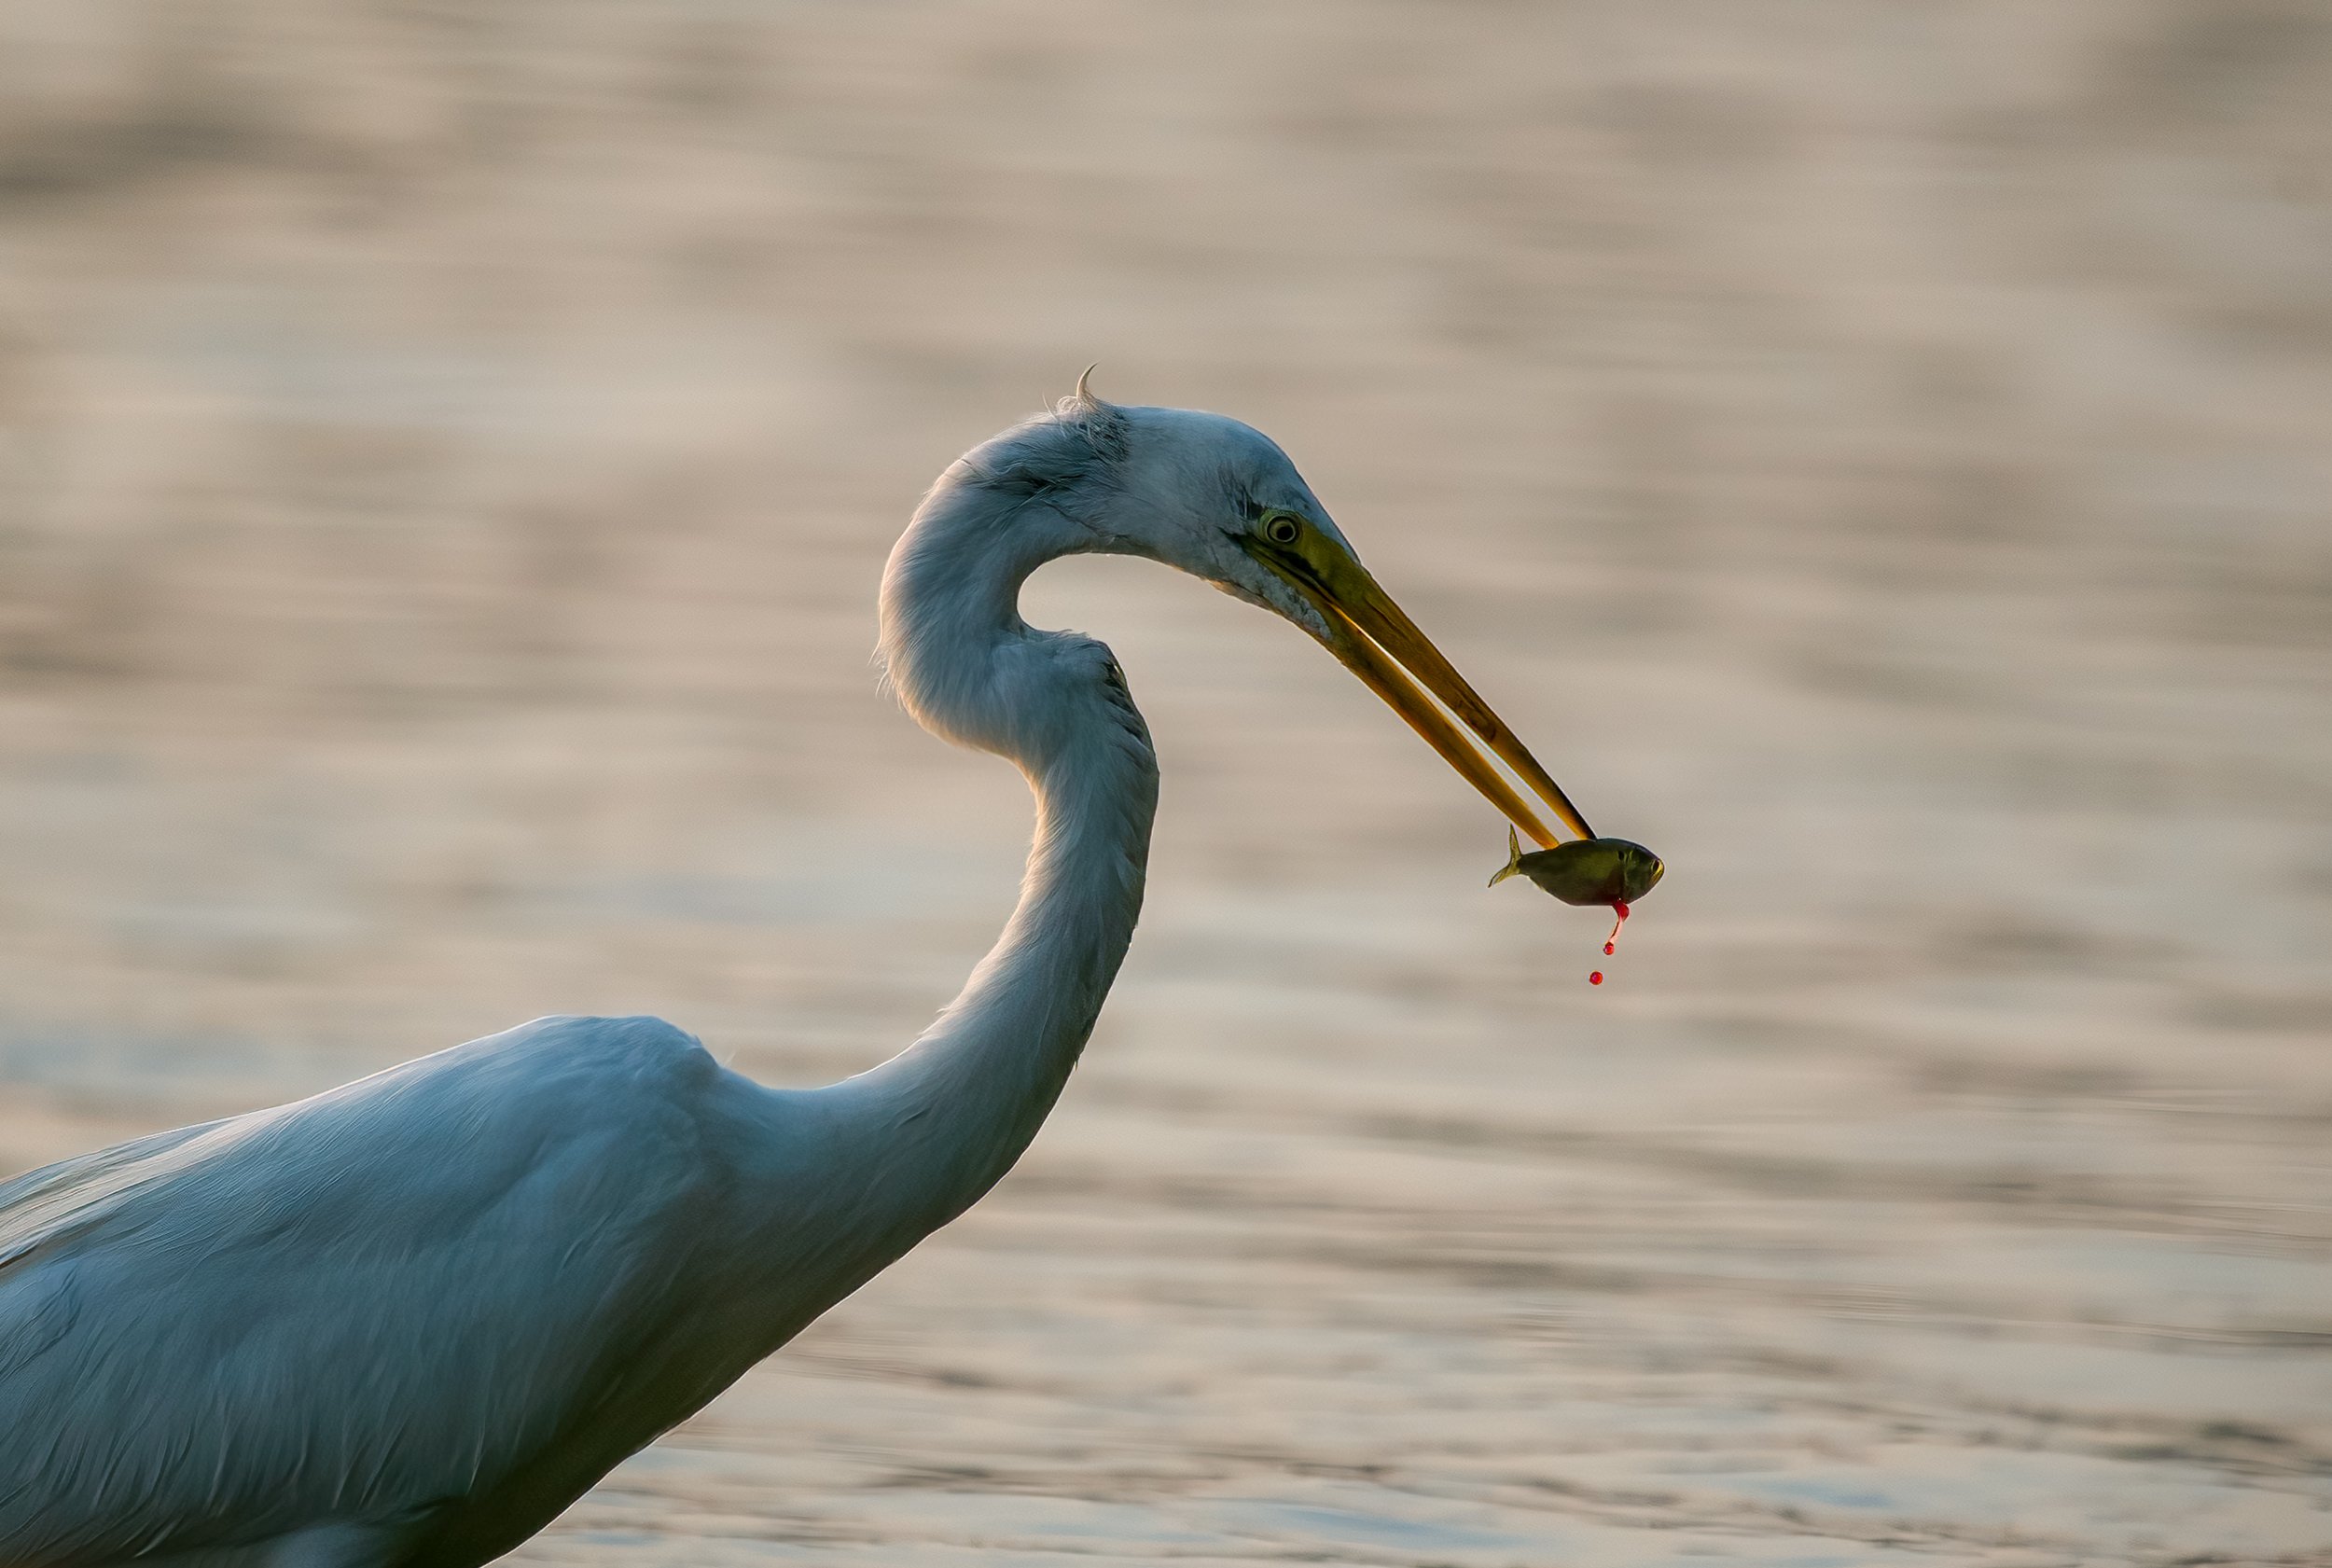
[2,3,2329,1563]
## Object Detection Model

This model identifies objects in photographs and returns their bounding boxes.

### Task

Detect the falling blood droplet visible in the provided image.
[1590,901,1632,985]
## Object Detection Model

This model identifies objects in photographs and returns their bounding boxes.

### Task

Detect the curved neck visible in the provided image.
[829,472,1158,1236]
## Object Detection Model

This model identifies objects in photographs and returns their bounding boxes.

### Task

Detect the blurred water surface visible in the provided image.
[2,3,2329,1563]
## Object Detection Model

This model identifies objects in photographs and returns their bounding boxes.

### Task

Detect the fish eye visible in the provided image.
[1261,512,1302,546]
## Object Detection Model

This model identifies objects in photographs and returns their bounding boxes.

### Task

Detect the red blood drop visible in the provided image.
[1603,942,1616,955]
[1589,971,1604,985]
[1603,904,1631,956]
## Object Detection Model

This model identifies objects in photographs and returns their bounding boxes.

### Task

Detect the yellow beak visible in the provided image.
[1244,529,1594,848]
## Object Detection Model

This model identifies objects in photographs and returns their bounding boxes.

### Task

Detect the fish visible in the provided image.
[1490,826,1664,984]
[1489,826,1663,907]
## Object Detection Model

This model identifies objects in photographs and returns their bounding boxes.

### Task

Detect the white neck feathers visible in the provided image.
[832,456,1159,1234]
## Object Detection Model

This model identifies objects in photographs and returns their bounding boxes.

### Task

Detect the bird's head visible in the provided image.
[1055,373,1593,848]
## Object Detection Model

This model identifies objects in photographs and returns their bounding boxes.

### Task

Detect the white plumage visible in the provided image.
[0,384,1578,1568]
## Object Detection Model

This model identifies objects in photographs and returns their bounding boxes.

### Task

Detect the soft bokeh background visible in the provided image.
[4,3,2329,1563]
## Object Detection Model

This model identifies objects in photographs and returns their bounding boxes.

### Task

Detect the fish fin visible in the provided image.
[1488,825,1523,887]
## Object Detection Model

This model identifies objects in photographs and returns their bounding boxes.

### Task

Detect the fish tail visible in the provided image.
[1487,825,1523,887]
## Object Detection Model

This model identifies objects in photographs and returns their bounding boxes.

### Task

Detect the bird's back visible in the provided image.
[0,1015,767,1568]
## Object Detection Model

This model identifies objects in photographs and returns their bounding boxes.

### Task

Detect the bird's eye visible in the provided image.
[1262,513,1301,546]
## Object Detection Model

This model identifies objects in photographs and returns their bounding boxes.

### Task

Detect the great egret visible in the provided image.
[0,380,1593,1568]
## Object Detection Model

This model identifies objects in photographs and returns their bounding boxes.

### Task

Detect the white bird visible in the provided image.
[0,379,1593,1568]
